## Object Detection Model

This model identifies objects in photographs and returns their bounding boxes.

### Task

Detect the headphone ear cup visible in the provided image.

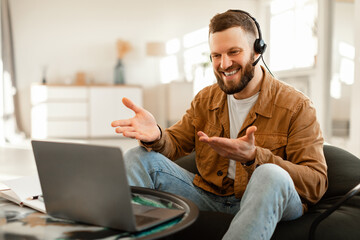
[254,38,267,54]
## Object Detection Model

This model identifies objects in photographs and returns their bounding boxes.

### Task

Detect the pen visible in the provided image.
[27,195,40,200]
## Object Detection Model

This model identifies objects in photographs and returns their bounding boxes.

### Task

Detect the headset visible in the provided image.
[229,9,267,66]
[210,9,273,76]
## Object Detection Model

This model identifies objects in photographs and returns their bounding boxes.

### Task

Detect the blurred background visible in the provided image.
[1,0,359,158]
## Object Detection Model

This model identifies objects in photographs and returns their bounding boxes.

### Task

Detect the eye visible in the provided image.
[229,50,240,56]
[211,54,221,59]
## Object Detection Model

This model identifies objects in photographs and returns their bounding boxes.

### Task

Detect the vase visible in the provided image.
[114,59,125,84]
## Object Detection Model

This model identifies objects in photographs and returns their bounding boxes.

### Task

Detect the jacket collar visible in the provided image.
[208,85,227,111]
[252,66,275,118]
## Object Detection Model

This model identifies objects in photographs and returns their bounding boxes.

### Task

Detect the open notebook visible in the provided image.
[0,175,45,213]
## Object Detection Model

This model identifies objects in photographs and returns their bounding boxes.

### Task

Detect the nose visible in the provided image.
[220,55,232,70]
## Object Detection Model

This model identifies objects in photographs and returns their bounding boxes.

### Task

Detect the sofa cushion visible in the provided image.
[272,196,360,240]
[175,151,198,174]
[322,145,360,198]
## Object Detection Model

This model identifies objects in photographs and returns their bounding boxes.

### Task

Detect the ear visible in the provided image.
[253,52,260,61]
[252,52,262,66]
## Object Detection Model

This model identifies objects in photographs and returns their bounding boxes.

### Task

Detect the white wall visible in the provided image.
[10,0,257,136]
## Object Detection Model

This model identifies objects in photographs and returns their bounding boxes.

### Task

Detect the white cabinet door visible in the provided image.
[31,85,88,139]
[89,87,142,137]
[46,102,88,118]
[31,85,142,139]
[31,85,87,104]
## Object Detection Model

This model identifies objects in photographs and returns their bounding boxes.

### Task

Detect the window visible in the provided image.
[338,42,354,85]
[269,0,318,71]
[160,27,215,95]
[330,41,355,99]
[160,55,179,84]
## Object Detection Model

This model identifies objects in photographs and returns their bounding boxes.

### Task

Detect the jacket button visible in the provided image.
[217,170,223,176]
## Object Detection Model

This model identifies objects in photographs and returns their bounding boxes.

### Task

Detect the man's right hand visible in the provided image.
[111,97,161,142]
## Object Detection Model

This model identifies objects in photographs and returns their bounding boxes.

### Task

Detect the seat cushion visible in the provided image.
[272,196,360,240]
[322,145,360,198]
[175,151,198,174]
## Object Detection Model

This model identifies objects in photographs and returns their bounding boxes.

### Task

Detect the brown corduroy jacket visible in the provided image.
[142,67,328,211]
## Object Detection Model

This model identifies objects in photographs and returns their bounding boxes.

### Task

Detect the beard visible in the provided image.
[215,55,255,95]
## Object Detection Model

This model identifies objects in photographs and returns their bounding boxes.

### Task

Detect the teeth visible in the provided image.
[224,69,238,76]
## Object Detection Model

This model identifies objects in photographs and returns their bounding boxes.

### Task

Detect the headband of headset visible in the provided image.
[228,9,267,55]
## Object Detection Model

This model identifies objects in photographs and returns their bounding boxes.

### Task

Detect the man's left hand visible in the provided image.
[197,126,257,164]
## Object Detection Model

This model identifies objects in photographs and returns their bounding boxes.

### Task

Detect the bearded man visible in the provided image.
[111,9,327,240]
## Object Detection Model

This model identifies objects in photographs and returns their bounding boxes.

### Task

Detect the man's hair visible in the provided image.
[209,10,258,40]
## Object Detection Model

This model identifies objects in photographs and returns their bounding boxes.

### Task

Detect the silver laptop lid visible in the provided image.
[31,140,138,231]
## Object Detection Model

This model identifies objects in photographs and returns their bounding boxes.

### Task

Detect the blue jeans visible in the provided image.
[124,147,303,240]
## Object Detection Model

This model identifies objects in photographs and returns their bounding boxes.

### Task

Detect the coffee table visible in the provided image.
[0,186,199,240]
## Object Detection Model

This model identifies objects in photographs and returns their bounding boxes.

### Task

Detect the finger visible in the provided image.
[197,131,210,142]
[206,137,235,151]
[122,97,142,114]
[246,126,257,142]
[122,131,138,139]
[111,119,132,127]
[197,131,207,137]
[115,127,135,134]
[207,136,226,145]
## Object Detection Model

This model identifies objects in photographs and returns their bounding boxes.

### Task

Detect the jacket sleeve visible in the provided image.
[244,99,328,205]
[140,99,197,161]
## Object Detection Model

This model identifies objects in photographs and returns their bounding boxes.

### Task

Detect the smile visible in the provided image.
[223,69,239,76]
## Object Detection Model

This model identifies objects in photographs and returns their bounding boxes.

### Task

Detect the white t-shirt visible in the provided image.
[227,92,259,179]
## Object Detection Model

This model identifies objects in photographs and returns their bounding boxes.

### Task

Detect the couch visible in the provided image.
[165,145,360,240]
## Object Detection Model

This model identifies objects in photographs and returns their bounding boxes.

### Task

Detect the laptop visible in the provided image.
[31,140,185,232]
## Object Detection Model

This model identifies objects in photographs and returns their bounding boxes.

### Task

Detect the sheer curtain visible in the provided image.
[1,0,24,145]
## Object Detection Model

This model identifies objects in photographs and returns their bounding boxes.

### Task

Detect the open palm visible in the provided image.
[111,97,160,142]
[197,126,257,163]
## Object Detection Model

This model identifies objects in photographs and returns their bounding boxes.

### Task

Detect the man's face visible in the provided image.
[209,27,255,95]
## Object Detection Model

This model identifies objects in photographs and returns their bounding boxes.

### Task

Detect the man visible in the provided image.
[111,10,327,240]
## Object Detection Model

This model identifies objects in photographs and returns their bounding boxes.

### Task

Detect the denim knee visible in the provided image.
[124,146,146,161]
[123,146,167,170]
[123,146,164,187]
[251,163,293,190]
[124,146,156,162]
[123,146,143,167]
